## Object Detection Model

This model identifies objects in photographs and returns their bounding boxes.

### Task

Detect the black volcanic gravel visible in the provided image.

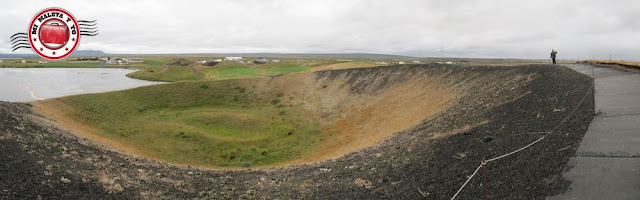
[0,64,593,199]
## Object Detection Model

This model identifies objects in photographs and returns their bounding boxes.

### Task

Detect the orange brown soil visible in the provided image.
[245,70,458,164]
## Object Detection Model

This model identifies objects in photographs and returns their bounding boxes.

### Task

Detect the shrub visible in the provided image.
[136,106,146,113]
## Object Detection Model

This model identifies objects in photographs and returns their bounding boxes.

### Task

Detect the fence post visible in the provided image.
[482,159,488,200]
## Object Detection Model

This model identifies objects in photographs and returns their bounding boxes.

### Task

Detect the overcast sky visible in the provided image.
[1,0,639,60]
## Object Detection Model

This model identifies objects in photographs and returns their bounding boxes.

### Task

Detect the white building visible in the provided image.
[398,61,405,65]
[21,59,26,63]
[224,57,243,61]
[0,60,3,64]
[272,59,280,63]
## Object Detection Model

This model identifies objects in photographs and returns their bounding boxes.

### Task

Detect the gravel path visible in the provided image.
[548,64,640,200]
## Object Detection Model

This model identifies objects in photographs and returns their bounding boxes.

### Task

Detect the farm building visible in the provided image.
[255,57,268,63]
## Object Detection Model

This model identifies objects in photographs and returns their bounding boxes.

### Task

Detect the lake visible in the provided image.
[0,68,162,102]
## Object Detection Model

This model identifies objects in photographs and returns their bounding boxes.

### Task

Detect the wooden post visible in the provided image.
[482,159,488,200]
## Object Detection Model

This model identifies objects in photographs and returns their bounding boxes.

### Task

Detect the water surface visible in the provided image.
[0,68,161,102]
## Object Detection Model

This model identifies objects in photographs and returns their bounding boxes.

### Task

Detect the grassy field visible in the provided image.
[125,60,312,82]
[126,66,199,82]
[202,61,310,80]
[580,59,640,67]
[38,80,324,167]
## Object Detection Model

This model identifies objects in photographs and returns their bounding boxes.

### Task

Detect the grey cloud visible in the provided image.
[1,0,639,60]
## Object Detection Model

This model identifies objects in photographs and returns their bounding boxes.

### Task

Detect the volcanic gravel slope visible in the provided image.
[0,64,593,199]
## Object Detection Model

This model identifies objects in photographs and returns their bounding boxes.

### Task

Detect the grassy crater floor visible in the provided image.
[36,67,455,168]
[37,81,327,167]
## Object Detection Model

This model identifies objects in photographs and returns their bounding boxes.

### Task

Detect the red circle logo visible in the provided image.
[28,8,80,60]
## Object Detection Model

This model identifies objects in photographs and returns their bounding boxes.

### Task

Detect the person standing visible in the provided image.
[550,49,558,64]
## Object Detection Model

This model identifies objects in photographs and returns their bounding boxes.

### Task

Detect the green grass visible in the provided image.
[126,66,198,82]
[127,58,173,68]
[51,80,323,167]
[203,63,310,80]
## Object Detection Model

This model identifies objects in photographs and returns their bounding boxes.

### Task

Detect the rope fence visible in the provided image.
[450,65,595,200]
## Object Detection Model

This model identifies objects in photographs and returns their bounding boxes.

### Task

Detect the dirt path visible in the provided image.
[0,64,594,199]
[190,65,205,80]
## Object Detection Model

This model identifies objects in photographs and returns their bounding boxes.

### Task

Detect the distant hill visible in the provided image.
[108,53,418,60]
[71,50,108,56]
[0,50,108,58]
[0,53,36,58]
[1,51,414,60]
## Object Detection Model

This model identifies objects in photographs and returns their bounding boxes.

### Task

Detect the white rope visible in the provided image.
[450,164,483,200]
[449,83,593,199]
[488,85,592,163]
[486,135,546,162]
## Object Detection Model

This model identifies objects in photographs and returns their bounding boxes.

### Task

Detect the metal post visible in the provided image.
[482,160,488,200]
